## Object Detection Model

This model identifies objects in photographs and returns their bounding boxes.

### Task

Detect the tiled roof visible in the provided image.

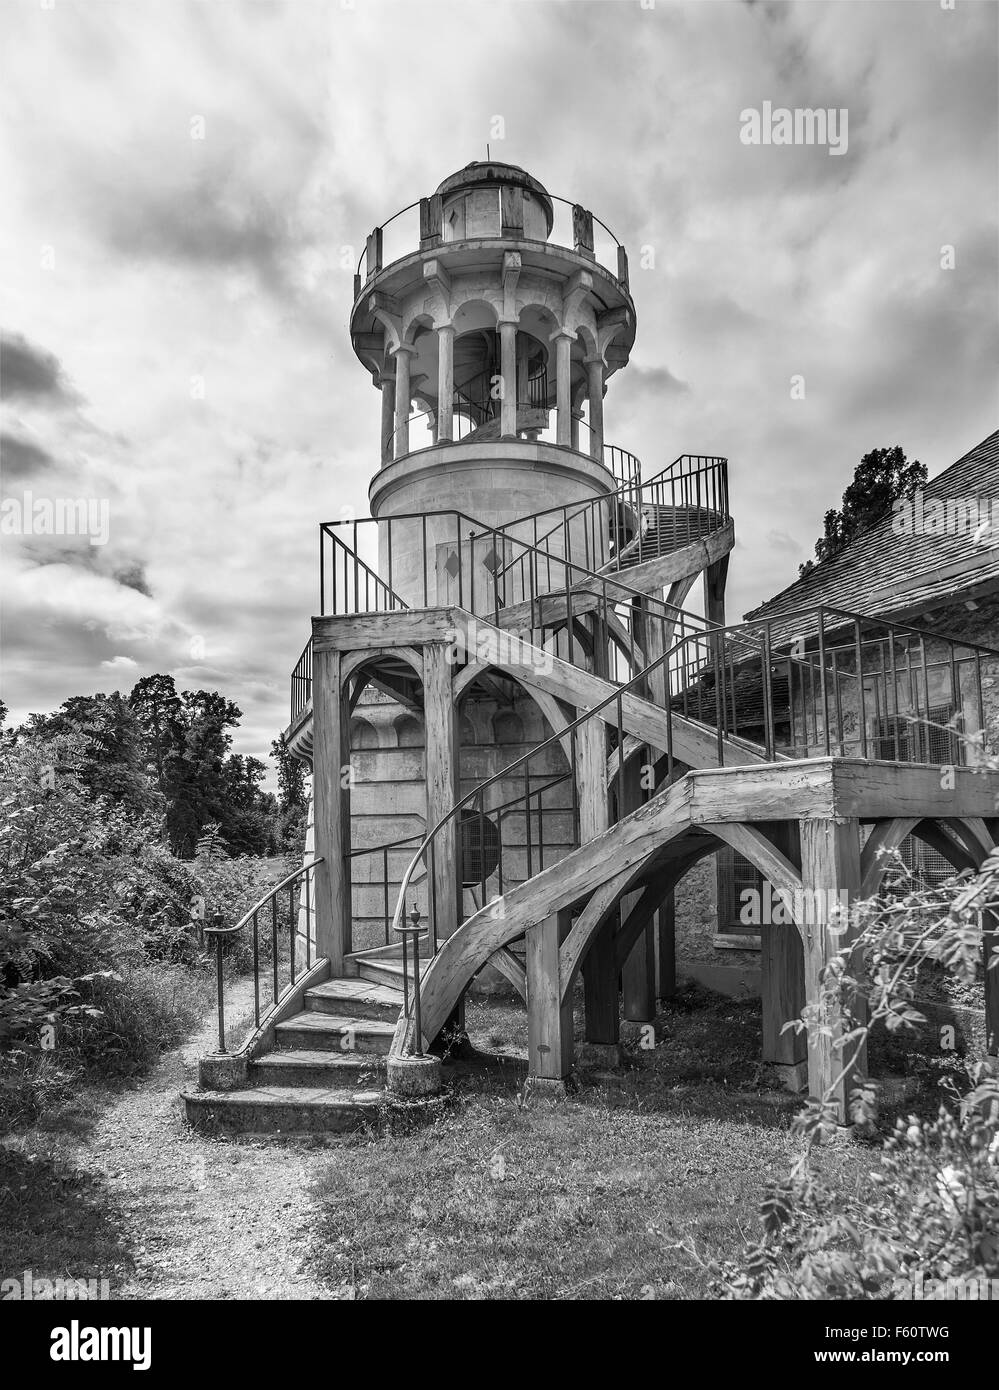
[743,430,999,646]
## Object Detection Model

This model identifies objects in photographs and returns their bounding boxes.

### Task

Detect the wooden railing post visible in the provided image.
[423,642,459,945]
[312,638,350,974]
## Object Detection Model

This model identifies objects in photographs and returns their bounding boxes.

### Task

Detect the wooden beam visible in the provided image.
[620,754,655,1023]
[831,760,999,821]
[313,609,458,653]
[709,822,804,905]
[561,867,631,1004]
[415,779,693,1045]
[490,945,527,1002]
[859,817,920,898]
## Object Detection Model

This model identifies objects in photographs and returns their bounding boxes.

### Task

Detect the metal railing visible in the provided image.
[204,857,323,1055]
[290,638,312,726]
[286,459,729,726]
[353,190,629,290]
[385,602,999,1051]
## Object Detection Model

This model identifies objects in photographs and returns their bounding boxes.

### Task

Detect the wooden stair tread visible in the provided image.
[308,978,402,1004]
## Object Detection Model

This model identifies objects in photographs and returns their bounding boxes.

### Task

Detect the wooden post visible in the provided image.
[761,822,807,1085]
[656,891,676,999]
[311,643,349,975]
[527,909,573,1083]
[799,816,865,1122]
[423,642,458,943]
[621,754,655,1024]
[577,717,617,1046]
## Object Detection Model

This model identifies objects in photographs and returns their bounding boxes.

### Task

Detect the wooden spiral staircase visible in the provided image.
[185,453,999,1133]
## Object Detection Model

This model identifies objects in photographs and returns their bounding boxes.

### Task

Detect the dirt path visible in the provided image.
[7,985,354,1301]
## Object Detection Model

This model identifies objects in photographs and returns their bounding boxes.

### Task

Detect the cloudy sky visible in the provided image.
[1,0,996,784]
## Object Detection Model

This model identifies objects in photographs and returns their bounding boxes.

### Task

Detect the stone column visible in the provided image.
[379,370,395,465]
[498,319,518,438]
[571,407,583,453]
[586,355,605,462]
[392,343,417,459]
[553,331,574,446]
[436,325,454,443]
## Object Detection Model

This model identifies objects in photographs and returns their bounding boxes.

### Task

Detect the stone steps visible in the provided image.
[352,956,408,992]
[249,1048,386,1089]
[274,1011,394,1054]
[304,976,402,1019]
[183,1084,385,1135]
[183,970,408,1136]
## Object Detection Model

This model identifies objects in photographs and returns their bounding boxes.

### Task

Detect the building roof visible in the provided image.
[743,429,999,646]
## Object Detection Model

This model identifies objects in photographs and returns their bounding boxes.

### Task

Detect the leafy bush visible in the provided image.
[0,727,289,1129]
[713,850,999,1299]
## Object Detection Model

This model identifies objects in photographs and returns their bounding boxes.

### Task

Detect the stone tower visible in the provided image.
[348,160,638,611]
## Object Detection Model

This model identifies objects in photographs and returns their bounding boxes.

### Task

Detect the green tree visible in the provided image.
[799,445,926,577]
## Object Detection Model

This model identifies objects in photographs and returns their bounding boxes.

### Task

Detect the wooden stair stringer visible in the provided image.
[391,775,696,1054]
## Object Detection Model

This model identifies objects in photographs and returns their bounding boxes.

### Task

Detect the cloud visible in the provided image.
[0,431,57,486]
[1,332,84,407]
[0,0,995,785]
[100,655,139,672]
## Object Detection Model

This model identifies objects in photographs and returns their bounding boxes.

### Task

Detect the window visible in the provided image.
[873,704,959,764]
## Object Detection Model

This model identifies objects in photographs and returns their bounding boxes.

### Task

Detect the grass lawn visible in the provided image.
[307,986,886,1300]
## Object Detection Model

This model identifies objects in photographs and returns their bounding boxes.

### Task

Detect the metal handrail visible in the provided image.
[205,856,324,1054]
[389,600,999,1021]
[354,190,629,288]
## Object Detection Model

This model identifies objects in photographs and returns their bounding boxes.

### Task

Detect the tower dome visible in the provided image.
[433,161,555,240]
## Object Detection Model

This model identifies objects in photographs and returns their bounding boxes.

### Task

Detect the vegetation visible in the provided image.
[0,686,301,1131]
[712,853,998,1299]
[798,445,926,577]
[306,989,873,1299]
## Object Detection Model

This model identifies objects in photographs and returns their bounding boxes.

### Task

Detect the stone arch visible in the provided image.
[454,660,574,762]
[493,710,525,745]
[451,295,500,336]
[348,717,379,750]
[458,713,476,746]
[394,714,424,748]
[402,311,435,347]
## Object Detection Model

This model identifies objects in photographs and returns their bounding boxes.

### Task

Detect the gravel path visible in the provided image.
[12,984,354,1301]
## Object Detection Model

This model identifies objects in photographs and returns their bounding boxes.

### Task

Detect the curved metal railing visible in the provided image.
[204,857,323,1055]
[353,190,629,290]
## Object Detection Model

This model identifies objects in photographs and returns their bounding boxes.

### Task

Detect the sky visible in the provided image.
[1,0,997,787]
